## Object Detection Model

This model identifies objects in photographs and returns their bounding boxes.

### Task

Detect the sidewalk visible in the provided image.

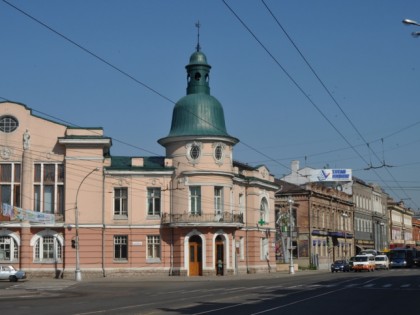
[1,278,76,298]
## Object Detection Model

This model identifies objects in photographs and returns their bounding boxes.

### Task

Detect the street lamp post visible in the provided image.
[342,213,349,260]
[75,167,99,282]
[288,197,295,275]
[402,19,420,37]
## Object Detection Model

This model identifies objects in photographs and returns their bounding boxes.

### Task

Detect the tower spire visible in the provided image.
[195,20,201,52]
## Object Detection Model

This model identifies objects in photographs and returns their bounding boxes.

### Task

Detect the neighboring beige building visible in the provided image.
[388,199,414,249]
[0,46,277,278]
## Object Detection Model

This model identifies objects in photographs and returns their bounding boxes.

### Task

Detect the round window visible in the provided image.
[0,116,19,133]
[190,144,200,160]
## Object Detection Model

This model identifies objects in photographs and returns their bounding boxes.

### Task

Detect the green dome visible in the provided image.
[159,49,238,144]
[188,51,209,66]
[167,93,228,137]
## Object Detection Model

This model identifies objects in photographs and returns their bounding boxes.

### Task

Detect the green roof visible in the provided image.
[107,156,173,171]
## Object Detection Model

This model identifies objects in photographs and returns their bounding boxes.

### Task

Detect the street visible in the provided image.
[1,268,420,315]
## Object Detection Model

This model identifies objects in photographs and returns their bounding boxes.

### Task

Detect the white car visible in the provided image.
[0,265,26,282]
[375,255,390,270]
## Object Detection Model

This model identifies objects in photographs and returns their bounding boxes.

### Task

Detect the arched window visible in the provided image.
[0,235,19,262]
[31,231,63,262]
[260,197,269,224]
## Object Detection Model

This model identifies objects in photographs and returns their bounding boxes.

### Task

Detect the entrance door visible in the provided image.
[216,236,224,275]
[189,235,202,276]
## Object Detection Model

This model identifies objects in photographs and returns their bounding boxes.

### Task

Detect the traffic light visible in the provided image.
[71,240,76,249]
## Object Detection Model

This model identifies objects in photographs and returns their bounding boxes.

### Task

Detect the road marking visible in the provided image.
[383,284,392,288]
[249,286,349,315]
[401,284,411,288]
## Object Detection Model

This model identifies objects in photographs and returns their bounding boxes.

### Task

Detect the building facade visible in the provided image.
[283,161,402,260]
[388,199,414,249]
[275,180,354,270]
[352,178,375,253]
[0,47,277,278]
[412,216,420,248]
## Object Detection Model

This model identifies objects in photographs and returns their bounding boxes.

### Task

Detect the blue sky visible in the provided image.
[1,0,420,210]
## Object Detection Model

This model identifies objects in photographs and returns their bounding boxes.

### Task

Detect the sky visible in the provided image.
[1,0,420,211]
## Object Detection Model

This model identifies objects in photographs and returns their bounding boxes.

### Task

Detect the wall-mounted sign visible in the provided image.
[309,169,352,182]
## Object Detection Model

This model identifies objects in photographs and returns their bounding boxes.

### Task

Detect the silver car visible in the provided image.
[0,265,26,282]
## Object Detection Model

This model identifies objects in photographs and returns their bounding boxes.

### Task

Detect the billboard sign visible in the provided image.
[309,169,352,182]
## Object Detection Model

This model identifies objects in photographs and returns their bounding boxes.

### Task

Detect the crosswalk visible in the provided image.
[152,281,420,297]
[287,282,420,290]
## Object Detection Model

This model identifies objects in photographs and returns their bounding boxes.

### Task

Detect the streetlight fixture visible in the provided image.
[287,197,295,275]
[75,167,99,281]
[403,19,420,26]
[402,19,420,37]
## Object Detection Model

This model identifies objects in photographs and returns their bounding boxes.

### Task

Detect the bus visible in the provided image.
[389,248,416,268]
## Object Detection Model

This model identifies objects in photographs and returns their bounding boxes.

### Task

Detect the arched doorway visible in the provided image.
[189,235,202,276]
[215,235,224,275]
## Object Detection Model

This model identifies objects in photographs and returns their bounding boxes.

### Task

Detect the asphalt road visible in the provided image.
[1,268,419,315]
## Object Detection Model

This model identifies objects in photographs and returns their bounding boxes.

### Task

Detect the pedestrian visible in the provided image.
[217,259,223,275]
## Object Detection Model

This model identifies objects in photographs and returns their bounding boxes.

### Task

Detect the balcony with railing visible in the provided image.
[161,211,244,227]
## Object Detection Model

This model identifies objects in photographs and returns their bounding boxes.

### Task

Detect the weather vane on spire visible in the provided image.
[195,20,201,52]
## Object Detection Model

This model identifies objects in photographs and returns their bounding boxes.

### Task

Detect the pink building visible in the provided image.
[0,47,277,278]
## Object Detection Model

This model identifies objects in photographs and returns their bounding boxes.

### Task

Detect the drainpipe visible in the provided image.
[233,231,237,275]
[308,192,312,268]
[245,184,249,274]
[169,175,174,276]
[101,168,106,277]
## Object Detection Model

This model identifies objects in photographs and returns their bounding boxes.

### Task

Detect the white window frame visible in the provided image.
[0,235,18,262]
[31,231,63,263]
[189,186,201,215]
[214,186,223,215]
[261,237,269,260]
[114,187,128,217]
[239,237,244,260]
[33,163,64,214]
[147,235,161,262]
[260,197,269,224]
[0,163,21,208]
[147,187,161,217]
[239,193,244,215]
[114,235,128,261]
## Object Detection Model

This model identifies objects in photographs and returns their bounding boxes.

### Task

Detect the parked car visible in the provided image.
[331,260,351,272]
[375,255,390,270]
[0,265,26,282]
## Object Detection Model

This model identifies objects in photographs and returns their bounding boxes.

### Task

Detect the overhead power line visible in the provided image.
[0,1,300,178]
[222,0,416,210]
[258,0,417,209]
